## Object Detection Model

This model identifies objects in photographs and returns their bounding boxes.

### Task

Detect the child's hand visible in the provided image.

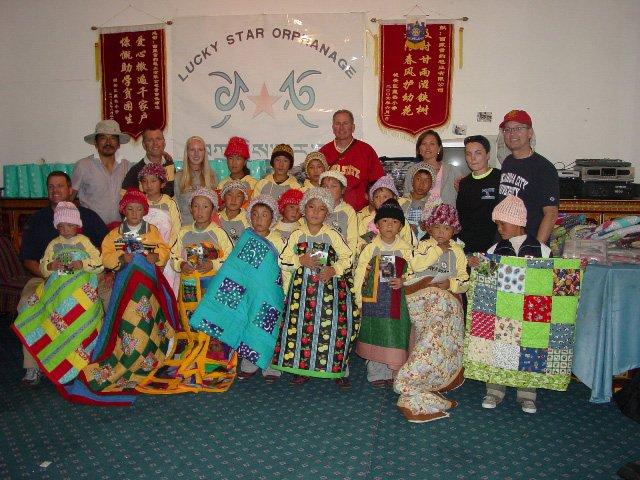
[146,252,159,264]
[47,260,64,272]
[299,253,320,269]
[121,253,134,264]
[318,266,336,282]
[181,261,195,274]
[69,260,83,271]
[433,279,450,290]
[197,260,214,273]
[389,277,404,289]
[467,255,481,268]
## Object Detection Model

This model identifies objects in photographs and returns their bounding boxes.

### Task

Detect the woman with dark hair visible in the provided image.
[403,130,462,206]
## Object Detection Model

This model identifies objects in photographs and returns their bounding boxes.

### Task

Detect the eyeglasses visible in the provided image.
[501,126,529,134]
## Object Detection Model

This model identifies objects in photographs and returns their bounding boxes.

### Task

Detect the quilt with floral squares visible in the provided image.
[189,229,285,370]
[463,254,582,391]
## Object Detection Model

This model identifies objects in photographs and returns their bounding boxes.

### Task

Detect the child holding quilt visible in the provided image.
[275,187,359,388]
[237,194,285,382]
[354,199,443,387]
[393,203,469,423]
[481,194,551,414]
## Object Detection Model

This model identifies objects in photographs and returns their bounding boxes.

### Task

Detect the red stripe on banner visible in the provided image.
[378,23,453,135]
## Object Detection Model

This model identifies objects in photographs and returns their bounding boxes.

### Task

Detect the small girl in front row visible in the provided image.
[481,194,550,415]
[166,187,235,392]
[102,190,169,270]
[393,203,469,423]
[275,187,358,389]
[320,171,359,256]
[238,194,285,382]
[354,199,443,388]
[273,188,303,242]
[219,180,250,244]
[139,163,182,248]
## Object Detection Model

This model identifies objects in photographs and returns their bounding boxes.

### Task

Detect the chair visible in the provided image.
[0,235,30,314]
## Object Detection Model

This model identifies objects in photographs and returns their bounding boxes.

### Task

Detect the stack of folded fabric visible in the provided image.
[586,215,640,264]
[549,214,587,257]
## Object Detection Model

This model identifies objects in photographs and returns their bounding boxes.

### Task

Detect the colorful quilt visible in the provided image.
[463,254,582,391]
[59,255,178,406]
[189,229,285,371]
[12,248,103,386]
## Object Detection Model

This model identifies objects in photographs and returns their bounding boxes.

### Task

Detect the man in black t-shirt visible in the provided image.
[457,135,501,254]
[497,110,559,243]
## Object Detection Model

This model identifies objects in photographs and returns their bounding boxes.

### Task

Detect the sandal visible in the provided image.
[289,375,310,385]
[335,377,351,389]
[237,370,257,380]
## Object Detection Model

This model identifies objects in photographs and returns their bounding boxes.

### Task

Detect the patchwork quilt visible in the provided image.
[189,229,285,370]
[463,254,582,391]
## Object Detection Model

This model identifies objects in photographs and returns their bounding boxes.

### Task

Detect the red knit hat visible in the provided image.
[119,189,149,215]
[224,136,250,160]
[138,162,167,183]
[499,109,532,129]
[277,188,304,215]
[424,203,461,234]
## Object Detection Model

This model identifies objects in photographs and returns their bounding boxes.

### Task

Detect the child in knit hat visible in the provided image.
[320,170,359,255]
[275,187,358,388]
[101,189,169,270]
[301,152,329,190]
[237,194,285,383]
[219,180,250,244]
[354,198,444,388]
[254,144,301,199]
[139,163,182,249]
[217,136,257,196]
[480,194,550,415]
[274,188,303,242]
[40,201,103,277]
[357,175,415,248]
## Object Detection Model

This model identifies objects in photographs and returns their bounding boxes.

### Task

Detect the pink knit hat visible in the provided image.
[53,201,82,228]
[424,203,461,234]
[492,195,527,227]
[190,186,218,210]
[138,162,167,183]
[369,174,399,198]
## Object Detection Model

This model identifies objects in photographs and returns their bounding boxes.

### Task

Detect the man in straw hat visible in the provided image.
[71,119,131,225]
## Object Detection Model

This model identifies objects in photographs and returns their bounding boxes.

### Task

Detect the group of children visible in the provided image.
[20,134,550,420]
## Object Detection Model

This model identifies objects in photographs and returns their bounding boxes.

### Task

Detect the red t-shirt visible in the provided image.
[320,139,384,211]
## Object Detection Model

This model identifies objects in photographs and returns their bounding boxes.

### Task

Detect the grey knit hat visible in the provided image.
[246,194,280,228]
[299,187,335,215]
[189,186,218,210]
[220,180,249,200]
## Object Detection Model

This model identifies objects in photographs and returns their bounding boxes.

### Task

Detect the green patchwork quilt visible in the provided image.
[463,255,582,391]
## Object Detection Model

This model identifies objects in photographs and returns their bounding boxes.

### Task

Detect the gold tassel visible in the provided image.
[458,27,464,69]
[94,41,101,81]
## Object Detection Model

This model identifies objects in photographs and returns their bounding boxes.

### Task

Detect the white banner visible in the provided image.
[171,13,365,164]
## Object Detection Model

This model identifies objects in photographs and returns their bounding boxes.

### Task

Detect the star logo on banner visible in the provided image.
[247,83,281,118]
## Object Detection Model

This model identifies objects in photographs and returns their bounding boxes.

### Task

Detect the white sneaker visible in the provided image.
[520,399,537,414]
[21,368,41,387]
[482,394,502,409]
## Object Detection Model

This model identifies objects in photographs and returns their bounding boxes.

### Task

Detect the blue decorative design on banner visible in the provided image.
[215,277,246,309]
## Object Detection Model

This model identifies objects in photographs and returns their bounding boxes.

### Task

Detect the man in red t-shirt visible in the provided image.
[320,110,384,212]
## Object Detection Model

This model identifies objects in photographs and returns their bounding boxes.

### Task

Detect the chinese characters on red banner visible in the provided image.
[378,23,453,136]
[100,28,166,139]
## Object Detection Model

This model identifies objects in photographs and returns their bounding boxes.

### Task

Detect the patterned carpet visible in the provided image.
[1,314,638,480]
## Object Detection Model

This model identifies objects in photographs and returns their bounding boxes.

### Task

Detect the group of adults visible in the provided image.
[17,107,558,382]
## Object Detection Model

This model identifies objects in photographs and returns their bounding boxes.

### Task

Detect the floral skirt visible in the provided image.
[273,266,360,379]
[394,279,464,422]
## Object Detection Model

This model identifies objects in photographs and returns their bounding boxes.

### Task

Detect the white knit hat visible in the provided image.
[492,195,527,227]
[190,187,219,210]
[300,187,335,215]
[246,194,280,228]
[319,170,348,188]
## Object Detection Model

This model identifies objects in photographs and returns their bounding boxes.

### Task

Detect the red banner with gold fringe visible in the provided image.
[378,23,453,136]
[100,27,167,140]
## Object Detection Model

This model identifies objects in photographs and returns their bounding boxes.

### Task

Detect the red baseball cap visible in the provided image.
[499,109,532,129]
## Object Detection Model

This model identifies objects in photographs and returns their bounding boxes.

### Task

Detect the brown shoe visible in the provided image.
[289,375,310,386]
[335,377,351,389]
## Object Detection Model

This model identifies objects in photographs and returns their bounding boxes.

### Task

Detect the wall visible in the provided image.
[1,0,639,184]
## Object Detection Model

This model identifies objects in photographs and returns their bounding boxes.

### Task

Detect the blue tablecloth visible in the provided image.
[572,263,640,402]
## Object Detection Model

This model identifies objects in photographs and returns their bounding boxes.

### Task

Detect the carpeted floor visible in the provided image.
[1,314,638,480]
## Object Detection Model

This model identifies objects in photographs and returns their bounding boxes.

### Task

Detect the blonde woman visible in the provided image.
[174,136,218,225]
